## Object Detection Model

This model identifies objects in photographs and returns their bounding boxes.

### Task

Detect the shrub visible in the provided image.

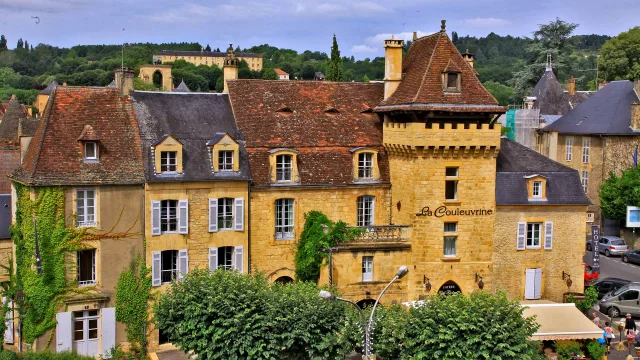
[555,340,583,360]
[0,351,94,360]
[567,286,599,314]
[587,340,606,360]
[0,351,17,360]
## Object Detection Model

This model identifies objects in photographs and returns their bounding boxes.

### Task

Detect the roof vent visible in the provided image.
[276,105,293,114]
[324,107,339,114]
[361,104,374,114]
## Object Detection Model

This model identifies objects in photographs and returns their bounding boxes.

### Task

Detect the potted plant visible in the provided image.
[635,346,640,355]
[626,332,635,347]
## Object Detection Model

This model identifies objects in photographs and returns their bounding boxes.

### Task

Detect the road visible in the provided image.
[584,249,640,282]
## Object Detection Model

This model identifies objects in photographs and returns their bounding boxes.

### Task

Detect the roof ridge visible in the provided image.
[412,32,443,103]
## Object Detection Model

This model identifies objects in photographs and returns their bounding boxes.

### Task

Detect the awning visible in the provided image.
[522,301,603,341]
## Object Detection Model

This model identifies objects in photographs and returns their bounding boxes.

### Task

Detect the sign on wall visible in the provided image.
[626,206,640,228]
[416,206,493,217]
[586,212,595,223]
[591,225,600,274]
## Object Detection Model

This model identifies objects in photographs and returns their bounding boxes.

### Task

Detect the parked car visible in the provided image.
[599,282,640,318]
[586,236,629,256]
[591,278,631,299]
[622,249,640,265]
[584,264,599,285]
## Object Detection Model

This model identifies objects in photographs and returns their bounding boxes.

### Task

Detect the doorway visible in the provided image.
[73,310,99,357]
[438,280,462,295]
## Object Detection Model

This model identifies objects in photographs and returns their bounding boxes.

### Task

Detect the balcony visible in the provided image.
[336,225,411,251]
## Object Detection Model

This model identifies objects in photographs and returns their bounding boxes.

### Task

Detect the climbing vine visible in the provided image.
[115,253,152,354]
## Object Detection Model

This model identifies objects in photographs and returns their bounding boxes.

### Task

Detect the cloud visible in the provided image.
[464,17,511,28]
[144,1,279,23]
[351,44,377,53]
[0,0,92,13]
[364,31,432,47]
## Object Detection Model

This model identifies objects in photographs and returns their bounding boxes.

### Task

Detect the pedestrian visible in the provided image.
[604,321,614,354]
[625,314,636,335]
[593,312,601,328]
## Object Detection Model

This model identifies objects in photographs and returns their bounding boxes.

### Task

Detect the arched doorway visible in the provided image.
[152,70,163,89]
[356,299,376,309]
[274,276,294,285]
[438,280,462,295]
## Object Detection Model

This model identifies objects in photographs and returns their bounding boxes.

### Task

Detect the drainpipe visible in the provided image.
[247,184,251,274]
[601,136,606,233]
[142,183,146,262]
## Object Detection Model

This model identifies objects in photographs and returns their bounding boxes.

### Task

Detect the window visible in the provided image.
[160,151,177,172]
[532,181,542,198]
[445,167,459,201]
[526,223,541,248]
[276,154,293,182]
[444,222,457,233]
[73,310,99,346]
[357,196,375,227]
[218,198,233,230]
[76,189,96,227]
[362,256,373,282]
[160,200,178,233]
[358,152,374,179]
[582,170,588,194]
[77,249,96,286]
[275,199,294,240]
[445,72,460,91]
[444,222,457,257]
[160,250,178,283]
[218,150,234,171]
[84,142,97,161]
[217,246,234,271]
[619,290,639,301]
[565,137,573,161]
[582,138,590,163]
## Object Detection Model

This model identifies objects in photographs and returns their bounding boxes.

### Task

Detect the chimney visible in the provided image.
[598,81,608,90]
[634,80,640,96]
[114,68,134,96]
[62,82,68,87]
[413,31,417,41]
[222,44,239,93]
[462,49,475,68]
[383,35,404,100]
[10,94,16,101]
[567,76,576,96]
[27,107,33,117]
[632,102,640,132]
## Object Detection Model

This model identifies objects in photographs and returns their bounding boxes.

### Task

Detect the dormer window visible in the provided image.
[525,175,547,201]
[351,148,379,182]
[276,154,293,182]
[77,125,100,163]
[84,142,98,161]
[208,133,240,173]
[358,153,373,179]
[160,151,177,172]
[218,150,234,171]
[153,135,183,175]
[532,181,542,198]
[269,149,299,185]
[444,72,460,92]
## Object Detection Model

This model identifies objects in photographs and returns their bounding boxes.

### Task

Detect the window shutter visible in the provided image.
[234,198,244,231]
[55,311,73,352]
[4,299,13,344]
[209,247,218,272]
[524,269,536,299]
[534,268,543,299]
[371,197,375,226]
[516,222,526,250]
[209,198,218,232]
[151,201,161,236]
[152,251,161,287]
[178,200,189,234]
[544,222,553,250]
[101,307,116,358]
[178,249,188,280]
[234,246,244,273]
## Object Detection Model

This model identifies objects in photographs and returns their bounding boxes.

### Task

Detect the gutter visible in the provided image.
[247,184,251,274]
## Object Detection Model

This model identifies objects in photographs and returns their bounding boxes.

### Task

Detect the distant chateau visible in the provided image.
[152,48,263,71]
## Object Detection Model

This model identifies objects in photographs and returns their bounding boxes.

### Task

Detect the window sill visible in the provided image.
[443,200,461,206]
[77,222,98,228]
[441,257,461,262]
[527,198,548,202]
[83,159,99,164]
[78,281,96,287]
[443,89,461,94]
[525,247,542,250]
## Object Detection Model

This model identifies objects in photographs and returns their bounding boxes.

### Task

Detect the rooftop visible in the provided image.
[155,50,262,58]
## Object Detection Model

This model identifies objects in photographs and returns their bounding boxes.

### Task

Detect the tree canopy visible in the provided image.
[598,26,640,81]
[326,34,344,81]
[600,166,640,221]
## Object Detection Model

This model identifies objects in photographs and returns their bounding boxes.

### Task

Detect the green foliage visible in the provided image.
[300,64,315,80]
[0,35,7,50]
[215,76,224,93]
[133,78,158,91]
[262,68,278,80]
[587,340,606,360]
[154,269,347,360]
[326,34,344,82]
[483,81,513,106]
[600,166,640,221]
[362,74,370,82]
[294,211,362,282]
[0,88,38,104]
[599,27,640,81]
[555,340,583,360]
[0,351,95,360]
[115,254,152,353]
[567,286,599,314]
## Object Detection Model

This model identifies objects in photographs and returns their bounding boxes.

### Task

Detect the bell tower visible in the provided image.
[223,44,239,94]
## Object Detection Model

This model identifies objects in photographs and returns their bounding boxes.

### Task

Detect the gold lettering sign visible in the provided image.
[415,206,494,217]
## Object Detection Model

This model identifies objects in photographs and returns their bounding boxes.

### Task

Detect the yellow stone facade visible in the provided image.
[153,53,263,71]
[138,65,173,91]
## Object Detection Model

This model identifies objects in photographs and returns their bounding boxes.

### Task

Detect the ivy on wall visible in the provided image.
[115,254,152,354]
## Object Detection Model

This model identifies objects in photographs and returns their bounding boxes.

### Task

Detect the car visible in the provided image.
[599,282,640,318]
[584,264,599,285]
[586,236,629,257]
[622,249,640,265]
[591,278,631,299]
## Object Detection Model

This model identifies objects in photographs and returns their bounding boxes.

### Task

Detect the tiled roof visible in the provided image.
[227,80,390,186]
[156,50,262,58]
[11,87,144,186]
[496,138,591,206]
[0,97,37,144]
[131,91,251,182]
[376,31,504,113]
[530,69,571,115]
[274,68,288,76]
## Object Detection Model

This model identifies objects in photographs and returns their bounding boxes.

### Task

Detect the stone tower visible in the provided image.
[223,44,239,94]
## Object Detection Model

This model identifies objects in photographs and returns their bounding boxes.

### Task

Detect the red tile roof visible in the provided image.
[11,87,144,186]
[376,31,505,114]
[274,68,288,76]
[227,80,390,186]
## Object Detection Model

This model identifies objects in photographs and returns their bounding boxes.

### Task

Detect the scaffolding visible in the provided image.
[497,106,541,150]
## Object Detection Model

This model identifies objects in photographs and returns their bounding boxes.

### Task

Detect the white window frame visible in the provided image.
[444,236,457,258]
[357,196,375,227]
[565,137,573,161]
[362,256,373,282]
[275,154,293,182]
[160,200,178,233]
[532,181,542,198]
[160,151,178,173]
[76,189,96,227]
[84,142,98,161]
[77,249,96,286]
[275,199,294,240]
[217,246,234,271]
[160,250,178,284]
[358,152,374,179]
[582,170,588,194]
[526,223,542,249]
[218,198,234,230]
[582,138,590,163]
[445,167,459,201]
[218,150,234,171]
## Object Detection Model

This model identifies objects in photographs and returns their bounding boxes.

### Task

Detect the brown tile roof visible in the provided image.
[274,68,288,76]
[376,31,505,114]
[11,87,144,186]
[227,80,390,186]
[0,97,37,145]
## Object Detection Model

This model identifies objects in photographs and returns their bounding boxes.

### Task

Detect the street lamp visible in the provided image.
[320,265,408,359]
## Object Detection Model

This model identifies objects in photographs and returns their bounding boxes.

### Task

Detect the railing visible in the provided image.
[343,225,411,243]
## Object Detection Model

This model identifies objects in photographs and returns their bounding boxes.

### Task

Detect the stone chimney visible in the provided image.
[223,44,239,94]
[383,35,404,100]
[631,102,640,132]
[413,31,417,41]
[114,68,134,96]
[634,80,640,96]
[567,76,576,96]
[62,82,68,87]
[462,49,474,68]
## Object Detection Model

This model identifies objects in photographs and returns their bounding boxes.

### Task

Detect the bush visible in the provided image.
[555,340,583,360]
[0,351,17,360]
[587,340,606,360]
[567,286,599,313]
[0,351,94,360]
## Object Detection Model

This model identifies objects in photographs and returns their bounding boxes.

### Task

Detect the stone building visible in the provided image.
[538,80,640,234]
[152,48,263,71]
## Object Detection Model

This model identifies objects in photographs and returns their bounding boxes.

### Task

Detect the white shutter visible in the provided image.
[209,247,218,272]
[234,246,244,273]
[524,269,536,299]
[4,299,13,344]
[544,222,553,250]
[178,200,189,234]
[55,311,73,352]
[178,249,188,280]
[152,251,161,287]
[209,198,218,232]
[234,198,244,231]
[534,268,543,299]
[151,201,161,236]
[516,222,526,250]
[101,307,116,358]
[371,197,375,226]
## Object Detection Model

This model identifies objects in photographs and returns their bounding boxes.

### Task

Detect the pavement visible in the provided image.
[584,249,640,283]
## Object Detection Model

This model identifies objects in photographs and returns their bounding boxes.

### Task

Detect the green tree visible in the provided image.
[301,64,315,80]
[16,38,23,49]
[215,76,224,92]
[133,78,158,91]
[205,44,211,52]
[0,35,6,50]
[262,68,278,80]
[326,34,344,81]
[362,74,370,82]
[24,40,28,51]
[600,166,640,221]
[598,27,640,81]
[483,81,513,106]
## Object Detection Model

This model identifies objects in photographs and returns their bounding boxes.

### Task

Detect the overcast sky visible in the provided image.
[0,0,638,59]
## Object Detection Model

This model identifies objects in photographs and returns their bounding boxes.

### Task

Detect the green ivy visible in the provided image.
[115,254,152,353]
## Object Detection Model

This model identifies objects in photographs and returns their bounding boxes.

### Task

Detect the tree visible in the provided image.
[326,34,344,81]
[16,38,23,49]
[0,35,6,50]
[452,31,459,44]
[205,43,211,52]
[24,40,28,50]
[235,45,241,52]
[301,64,316,80]
[362,74,370,82]
[215,47,221,52]
[598,27,640,81]
[215,76,224,92]
[600,166,640,221]
[262,68,278,80]
[483,81,513,106]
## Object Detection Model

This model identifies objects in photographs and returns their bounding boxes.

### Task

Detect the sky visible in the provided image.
[0,0,638,59]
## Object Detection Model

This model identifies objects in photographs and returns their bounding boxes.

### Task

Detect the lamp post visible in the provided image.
[320,265,408,359]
